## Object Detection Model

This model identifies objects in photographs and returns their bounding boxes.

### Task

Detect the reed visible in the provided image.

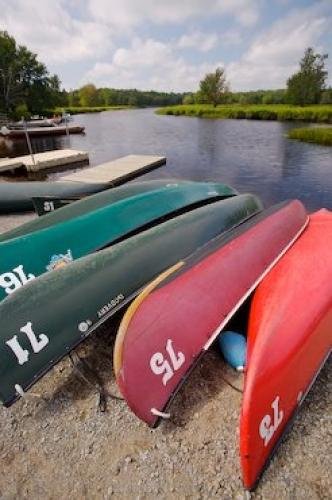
[157,104,332,123]
[288,127,332,146]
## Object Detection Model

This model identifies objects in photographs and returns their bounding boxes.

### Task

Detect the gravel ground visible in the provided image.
[0,213,331,500]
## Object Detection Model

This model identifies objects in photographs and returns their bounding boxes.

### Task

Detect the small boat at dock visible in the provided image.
[0,125,85,138]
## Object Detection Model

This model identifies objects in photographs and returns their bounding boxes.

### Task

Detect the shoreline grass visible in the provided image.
[49,105,132,115]
[288,127,332,146]
[157,104,332,123]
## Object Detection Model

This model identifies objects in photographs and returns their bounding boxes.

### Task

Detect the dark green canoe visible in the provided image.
[0,181,237,302]
[0,181,108,213]
[1,180,223,242]
[0,193,262,406]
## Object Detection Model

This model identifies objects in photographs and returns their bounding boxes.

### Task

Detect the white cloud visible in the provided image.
[227,4,331,90]
[84,38,223,92]
[89,0,260,28]
[0,0,113,63]
[178,31,218,52]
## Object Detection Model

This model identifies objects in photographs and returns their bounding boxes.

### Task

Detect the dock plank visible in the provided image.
[0,150,89,173]
[60,154,166,185]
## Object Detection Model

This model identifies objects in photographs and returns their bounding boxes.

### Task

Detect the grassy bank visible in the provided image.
[49,105,131,115]
[157,104,332,123]
[288,127,332,146]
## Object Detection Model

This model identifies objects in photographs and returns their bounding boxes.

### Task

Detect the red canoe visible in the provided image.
[114,200,308,427]
[240,209,332,490]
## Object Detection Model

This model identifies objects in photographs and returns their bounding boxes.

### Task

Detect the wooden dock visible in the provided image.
[59,154,166,186]
[0,150,89,174]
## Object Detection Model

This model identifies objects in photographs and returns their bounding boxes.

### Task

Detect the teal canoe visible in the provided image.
[0,193,262,406]
[0,181,237,302]
[1,180,228,242]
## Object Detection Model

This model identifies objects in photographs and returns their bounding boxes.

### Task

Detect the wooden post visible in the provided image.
[23,119,35,166]
[63,112,70,147]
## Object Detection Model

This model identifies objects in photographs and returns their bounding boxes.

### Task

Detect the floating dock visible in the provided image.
[0,150,89,174]
[59,154,166,186]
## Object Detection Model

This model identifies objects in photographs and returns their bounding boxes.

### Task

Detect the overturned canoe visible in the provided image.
[114,200,308,427]
[240,209,332,490]
[0,194,262,406]
[0,180,224,242]
[0,181,236,302]
[0,180,108,213]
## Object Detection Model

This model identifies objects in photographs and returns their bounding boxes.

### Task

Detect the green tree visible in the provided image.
[320,87,332,104]
[68,90,80,107]
[197,67,228,107]
[182,93,195,105]
[79,84,100,107]
[287,47,328,105]
[0,31,62,115]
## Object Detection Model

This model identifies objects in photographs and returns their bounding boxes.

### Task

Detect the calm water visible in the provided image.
[1,108,331,210]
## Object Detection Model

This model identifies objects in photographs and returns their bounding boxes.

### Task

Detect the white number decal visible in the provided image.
[0,265,35,295]
[5,322,49,365]
[259,396,284,446]
[150,339,185,386]
[43,201,55,212]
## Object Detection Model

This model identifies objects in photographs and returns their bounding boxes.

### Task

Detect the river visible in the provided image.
[0,108,331,210]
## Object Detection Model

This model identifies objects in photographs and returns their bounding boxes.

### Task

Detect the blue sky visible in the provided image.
[1,0,331,92]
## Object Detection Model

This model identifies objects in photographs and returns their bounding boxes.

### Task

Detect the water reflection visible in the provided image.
[0,109,331,210]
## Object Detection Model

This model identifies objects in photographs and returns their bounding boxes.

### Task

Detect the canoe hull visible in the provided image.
[115,200,308,427]
[0,182,237,302]
[0,181,107,213]
[0,194,261,406]
[240,209,332,490]
[0,180,204,240]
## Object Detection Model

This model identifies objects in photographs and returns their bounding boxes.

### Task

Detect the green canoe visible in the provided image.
[1,180,229,242]
[0,181,236,302]
[0,193,262,406]
[0,181,109,213]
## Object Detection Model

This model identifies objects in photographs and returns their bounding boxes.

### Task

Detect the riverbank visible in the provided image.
[157,104,332,123]
[50,105,132,115]
[288,126,332,146]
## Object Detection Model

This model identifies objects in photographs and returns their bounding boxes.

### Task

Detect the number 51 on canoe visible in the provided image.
[0,181,236,302]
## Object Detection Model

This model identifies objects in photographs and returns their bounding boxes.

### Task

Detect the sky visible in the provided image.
[0,0,331,92]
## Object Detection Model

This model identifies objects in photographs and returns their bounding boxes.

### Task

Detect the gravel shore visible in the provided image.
[0,213,331,499]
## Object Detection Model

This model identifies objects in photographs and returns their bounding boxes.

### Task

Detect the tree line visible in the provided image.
[67,84,183,109]
[0,31,183,118]
[1,30,331,119]
[194,48,331,107]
